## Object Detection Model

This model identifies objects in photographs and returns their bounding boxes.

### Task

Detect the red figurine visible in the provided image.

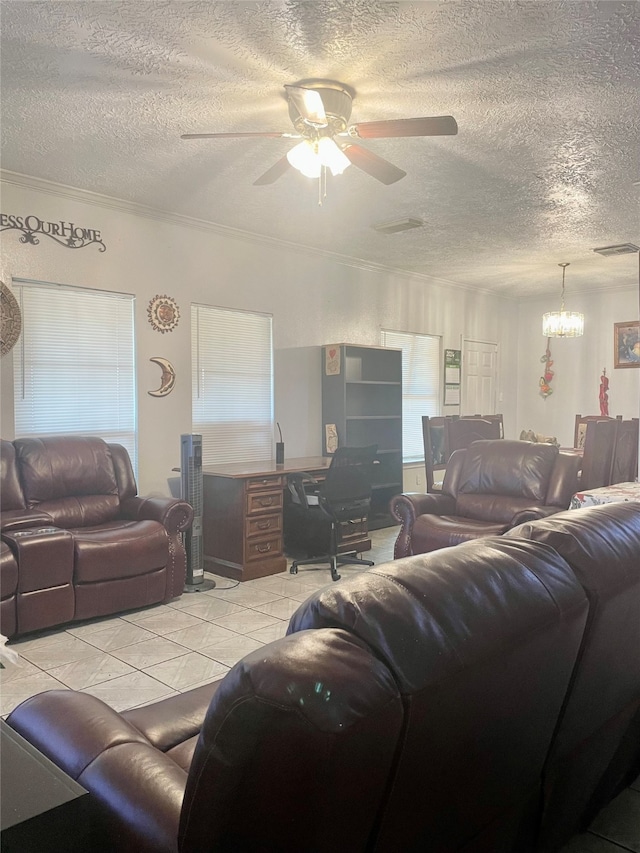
[599,368,609,416]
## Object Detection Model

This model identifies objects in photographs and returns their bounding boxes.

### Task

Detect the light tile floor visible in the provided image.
[1,526,396,717]
[2,525,638,851]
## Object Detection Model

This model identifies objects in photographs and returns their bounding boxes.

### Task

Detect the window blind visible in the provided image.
[192,304,273,466]
[381,329,441,463]
[13,280,137,468]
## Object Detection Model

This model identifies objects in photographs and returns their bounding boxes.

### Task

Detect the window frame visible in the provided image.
[381,329,442,463]
[12,277,137,469]
[191,302,274,467]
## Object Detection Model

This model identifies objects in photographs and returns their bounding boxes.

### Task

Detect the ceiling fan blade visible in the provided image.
[342,143,406,185]
[284,84,328,127]
[181,131,298,140]
[253,155,292,186]
[348,115,458,139]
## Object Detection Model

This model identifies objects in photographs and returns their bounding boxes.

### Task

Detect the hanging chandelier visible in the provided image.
[542,262,584,338]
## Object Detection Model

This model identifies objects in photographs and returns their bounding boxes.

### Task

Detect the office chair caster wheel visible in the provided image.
[290,564,298,575]
[331,570,341,582]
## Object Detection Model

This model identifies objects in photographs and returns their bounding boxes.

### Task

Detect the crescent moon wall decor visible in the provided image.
[148,356,176,397]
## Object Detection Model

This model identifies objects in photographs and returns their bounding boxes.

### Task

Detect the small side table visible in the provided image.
[570,481,640,510]
[0,719,106,852]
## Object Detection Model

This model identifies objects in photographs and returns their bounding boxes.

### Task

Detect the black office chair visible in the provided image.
[287,445,377,582]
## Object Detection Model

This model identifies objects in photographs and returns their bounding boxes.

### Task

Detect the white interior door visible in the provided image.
[462,340,498,415]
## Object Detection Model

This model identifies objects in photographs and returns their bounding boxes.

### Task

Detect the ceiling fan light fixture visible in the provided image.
[286,140,321,178]
[286,137,351,178]
[317,137,351,175]
[542,263,584,338]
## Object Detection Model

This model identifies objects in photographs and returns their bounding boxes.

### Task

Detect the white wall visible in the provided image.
[517,285,640,447]
[1,174,517,495]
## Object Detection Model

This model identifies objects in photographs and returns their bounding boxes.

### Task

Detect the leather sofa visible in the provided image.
[391,439,581,558]
[7,501,640,853]
[0,435,193,637]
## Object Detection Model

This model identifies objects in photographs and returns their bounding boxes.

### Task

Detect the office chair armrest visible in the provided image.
[287,472,319,510]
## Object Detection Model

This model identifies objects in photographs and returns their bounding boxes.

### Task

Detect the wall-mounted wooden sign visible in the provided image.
[0,212,106,252]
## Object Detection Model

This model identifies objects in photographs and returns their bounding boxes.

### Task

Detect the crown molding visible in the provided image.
[0,170,507,300]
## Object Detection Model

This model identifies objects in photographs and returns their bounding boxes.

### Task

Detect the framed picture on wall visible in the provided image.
[614,321,640,368]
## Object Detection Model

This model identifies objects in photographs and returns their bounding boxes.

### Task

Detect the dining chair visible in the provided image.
[422,416,450,492]
[609,418,639,485]
[579,419,620,490]
[574,414,621,450]
[462,413,504,438]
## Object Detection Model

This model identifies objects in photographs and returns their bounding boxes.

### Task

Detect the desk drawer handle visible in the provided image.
[258,498,274,507]
[256,543,272,553]
[257,521,271,530]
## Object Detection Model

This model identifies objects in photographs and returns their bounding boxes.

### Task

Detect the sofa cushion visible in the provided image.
[411,513,509,552]
[179,628,404,853]
[14,436,120,526]
[507,502,640,756]
[457,439,558,502]
[455,493,548,524]
[72,520,169,583]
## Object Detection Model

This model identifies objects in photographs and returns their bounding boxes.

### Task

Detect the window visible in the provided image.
[192,304,273,466]
[13,279,136,466]
[381,330,441,463]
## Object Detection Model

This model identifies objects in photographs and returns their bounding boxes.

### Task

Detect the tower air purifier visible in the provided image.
[181,434,215,592]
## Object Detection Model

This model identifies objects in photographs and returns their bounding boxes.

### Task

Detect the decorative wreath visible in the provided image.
[147,294,180,333]
[1,281,22,356]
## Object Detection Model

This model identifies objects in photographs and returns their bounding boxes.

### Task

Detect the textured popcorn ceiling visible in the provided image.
[1,1,639,296]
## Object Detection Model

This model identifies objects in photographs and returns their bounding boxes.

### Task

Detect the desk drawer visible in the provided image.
[247,475,284,491]
[246,513,282,538]
[246,490,283,515]
[246,534,283,562]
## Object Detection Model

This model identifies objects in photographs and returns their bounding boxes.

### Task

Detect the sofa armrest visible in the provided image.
[390,492,457,558]
[1,509,54,533]
[510,505,564,527]
[120,496,193,535]
[7,690,185,853]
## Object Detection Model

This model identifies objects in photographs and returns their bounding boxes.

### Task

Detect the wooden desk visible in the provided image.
[202,456,371,581]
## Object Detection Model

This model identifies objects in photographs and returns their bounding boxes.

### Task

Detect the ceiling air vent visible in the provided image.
[372,218,424,234]
[592,243,640,256]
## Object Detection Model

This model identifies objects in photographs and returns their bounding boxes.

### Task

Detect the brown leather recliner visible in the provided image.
[1,435,193,636]
[391,439,581,557]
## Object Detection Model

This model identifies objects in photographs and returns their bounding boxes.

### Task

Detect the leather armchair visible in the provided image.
[1,435,193,636]
[391,439,581,557]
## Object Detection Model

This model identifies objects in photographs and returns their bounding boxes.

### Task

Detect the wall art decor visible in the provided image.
[0,212,106,251]
[1,281,22,356]
[614,321,640,368]
[148,357,176,397]
[325,346,340,375]
[147,295,180,333]
[539,338,554,398]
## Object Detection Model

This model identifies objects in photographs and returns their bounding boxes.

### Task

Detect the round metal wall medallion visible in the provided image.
[1,281,22,356]
[147,294,180,333]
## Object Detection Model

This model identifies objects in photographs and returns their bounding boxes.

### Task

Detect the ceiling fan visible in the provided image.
[181,79,458,186]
